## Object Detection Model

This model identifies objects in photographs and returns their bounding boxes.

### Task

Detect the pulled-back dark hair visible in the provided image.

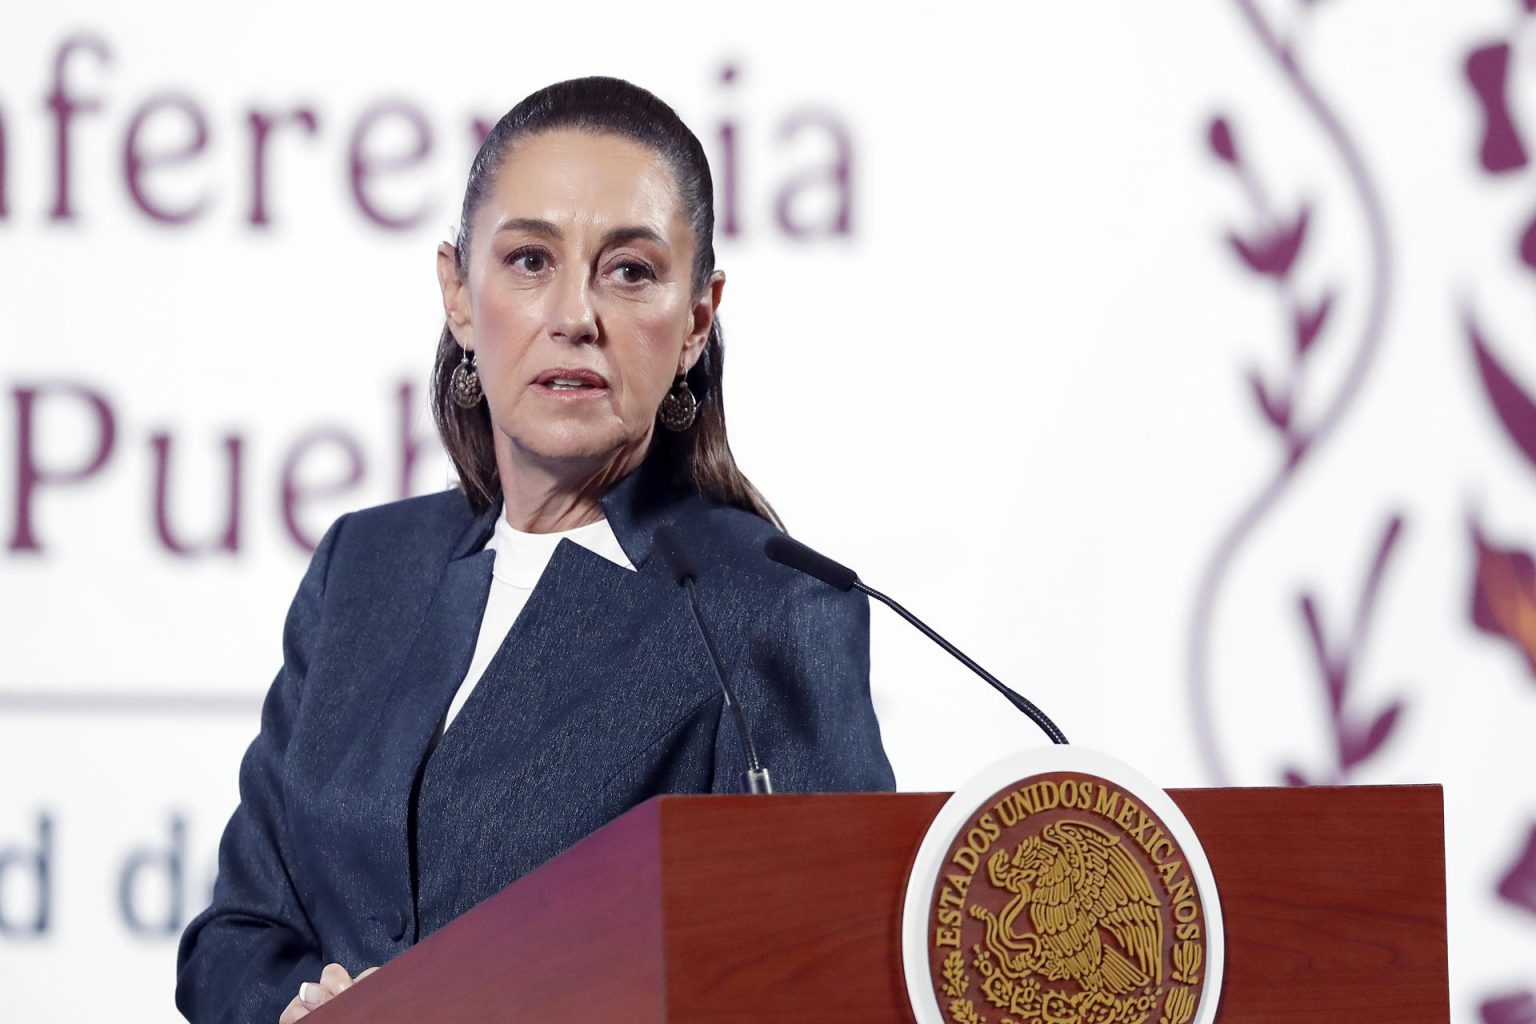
[431,76,780,527]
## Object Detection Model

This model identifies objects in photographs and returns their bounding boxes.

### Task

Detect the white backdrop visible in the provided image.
[3,2,1534,1021]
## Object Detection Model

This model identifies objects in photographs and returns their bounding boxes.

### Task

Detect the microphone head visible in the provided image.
[764,535,859,592]
[652,524,698,584]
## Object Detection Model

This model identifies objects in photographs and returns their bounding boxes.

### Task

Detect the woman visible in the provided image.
[175,77,895,1024]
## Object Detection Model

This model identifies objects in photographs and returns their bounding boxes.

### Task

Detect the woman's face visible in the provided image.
[439,129,721,483]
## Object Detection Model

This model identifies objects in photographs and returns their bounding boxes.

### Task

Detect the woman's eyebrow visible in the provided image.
[495,217,561,238]
[493,220,668,252]
[600,226,668,251]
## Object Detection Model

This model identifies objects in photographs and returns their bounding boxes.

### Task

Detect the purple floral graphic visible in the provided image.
[1469,319,1536,471]
[1483,991,1536,1024]
[1469,521,1536,676]
[1190,0,1394,786]
[1467,41,1527,175]
[1466,315,1536,680]
[1282,516,1406,787]
[1499,824,1536,916]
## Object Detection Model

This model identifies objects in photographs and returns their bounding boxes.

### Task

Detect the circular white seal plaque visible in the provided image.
[902,747,1225,1024]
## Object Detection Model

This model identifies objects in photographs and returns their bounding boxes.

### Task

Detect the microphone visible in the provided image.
[763,534,1069,746]
[653,525,774,794]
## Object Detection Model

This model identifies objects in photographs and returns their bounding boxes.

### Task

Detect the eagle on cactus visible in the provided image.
[970,820,1163,995]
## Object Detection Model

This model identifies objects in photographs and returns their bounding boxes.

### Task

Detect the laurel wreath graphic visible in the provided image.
[961,943,1164,1024]
[1158,985,1196,1024]
[947,997,986,1024]
[1171,940,1203,986]
[942,951,970,999]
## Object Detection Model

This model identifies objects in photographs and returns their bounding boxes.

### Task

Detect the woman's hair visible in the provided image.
[431,76,780,527]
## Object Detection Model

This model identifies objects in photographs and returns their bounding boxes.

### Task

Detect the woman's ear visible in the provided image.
[680,270,726,373]
[437,242,473,349]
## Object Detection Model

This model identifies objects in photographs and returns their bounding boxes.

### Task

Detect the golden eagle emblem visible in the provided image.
[970,820,1163,996]
[922,772,1212,1024]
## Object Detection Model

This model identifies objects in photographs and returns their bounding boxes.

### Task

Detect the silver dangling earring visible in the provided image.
[658,373,698,431]
[450,347,483,408]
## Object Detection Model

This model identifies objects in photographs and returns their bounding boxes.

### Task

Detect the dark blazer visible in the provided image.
[175,460,895,1024]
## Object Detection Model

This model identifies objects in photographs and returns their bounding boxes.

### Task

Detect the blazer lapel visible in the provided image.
[387,551,495,761]
[374,499,498,766]
[425,535,714,776]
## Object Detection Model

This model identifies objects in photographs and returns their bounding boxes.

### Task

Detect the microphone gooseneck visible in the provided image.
[763,534,1070,746]
[653,525,773,794]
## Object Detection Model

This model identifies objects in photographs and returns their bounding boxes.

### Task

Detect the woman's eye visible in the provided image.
[613,260,655,284]
[506,249,550,273]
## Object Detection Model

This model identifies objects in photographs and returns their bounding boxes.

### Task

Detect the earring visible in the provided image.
[450,347,483,408]
[658,374,698,431]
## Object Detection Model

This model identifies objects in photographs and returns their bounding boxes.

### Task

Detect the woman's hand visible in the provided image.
[278,963,379,1022]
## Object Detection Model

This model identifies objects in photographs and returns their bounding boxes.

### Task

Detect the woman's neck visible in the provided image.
[494,441,647,534]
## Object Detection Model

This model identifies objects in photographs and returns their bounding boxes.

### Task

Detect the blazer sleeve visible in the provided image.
[175,519,344,1024]
[712,574,897,793]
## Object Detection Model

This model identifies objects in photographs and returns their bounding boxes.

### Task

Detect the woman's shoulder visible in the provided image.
[663,492,774,565]
[340,488,480,537]
[676,494,778,548]
[319,489,485,577]
[668,494,857,611]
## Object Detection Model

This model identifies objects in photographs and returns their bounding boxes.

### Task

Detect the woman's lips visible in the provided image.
[532,367,610,399]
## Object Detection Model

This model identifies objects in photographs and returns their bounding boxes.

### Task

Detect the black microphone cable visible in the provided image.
[653,525,774,794]
[764,534,1069,746]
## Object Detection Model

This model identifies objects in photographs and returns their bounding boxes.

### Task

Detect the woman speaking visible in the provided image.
[174,77,895,1024]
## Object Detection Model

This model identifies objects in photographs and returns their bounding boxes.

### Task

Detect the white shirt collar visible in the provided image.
[486,515,636,589]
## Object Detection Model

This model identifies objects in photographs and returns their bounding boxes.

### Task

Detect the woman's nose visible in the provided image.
[547,270,598,345]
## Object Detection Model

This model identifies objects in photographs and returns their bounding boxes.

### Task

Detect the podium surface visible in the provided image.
[311,786,1447,1024]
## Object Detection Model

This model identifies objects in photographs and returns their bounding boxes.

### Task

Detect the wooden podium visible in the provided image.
[310,786,1448,1023]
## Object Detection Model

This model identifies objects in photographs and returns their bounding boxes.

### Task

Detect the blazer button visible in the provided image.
[389,908,407,942]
